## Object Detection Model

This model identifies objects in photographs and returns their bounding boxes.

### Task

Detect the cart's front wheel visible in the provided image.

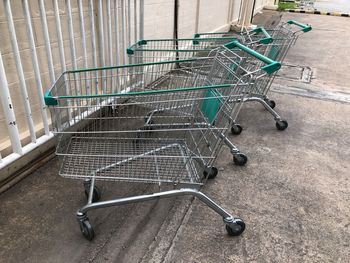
[276,120,288,131]
[233,153,247,166]
[265,99,276,109]
[231,124,242,135]
[226,219,245,236]
[85,186,101,203]
[80,219,95,241]
[203,166,218,179]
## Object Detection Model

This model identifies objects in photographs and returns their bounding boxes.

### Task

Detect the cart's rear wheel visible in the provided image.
[80,219,95,241]
[265,99,276,109]
[203,166,218,179]
[226,219,245,236]
[233,153,247,166]
[276,120,288,131]
[231,124,242,135]
[85,186,101,203]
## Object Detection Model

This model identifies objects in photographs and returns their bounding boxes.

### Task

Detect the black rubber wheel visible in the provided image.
[80,219,95,241]
[233,153,247,166]
[85,186,101,203]
[226,219,245,236]
[231,124,242,135]
[203,166,218,179]
[276,120,288,131]
[265,99,276,109]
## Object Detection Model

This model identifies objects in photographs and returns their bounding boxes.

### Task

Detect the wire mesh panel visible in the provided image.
[127,37,238,64]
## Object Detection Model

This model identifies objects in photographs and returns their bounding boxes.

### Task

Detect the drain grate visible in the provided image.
[276,64,312,83]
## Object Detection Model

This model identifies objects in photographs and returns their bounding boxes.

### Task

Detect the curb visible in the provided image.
[285,9,350,17]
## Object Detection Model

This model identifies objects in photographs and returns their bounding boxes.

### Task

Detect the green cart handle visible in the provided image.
[252,27,273,44]
[287,20,312,32]
[224,40,281,74]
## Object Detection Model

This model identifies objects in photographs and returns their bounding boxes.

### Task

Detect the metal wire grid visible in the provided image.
[59,137,202,184]
[127,37,238,64]
[53,89,242,184]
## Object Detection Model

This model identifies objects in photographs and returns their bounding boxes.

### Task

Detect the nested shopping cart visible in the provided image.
[44,41,281,241]
[195,20,312,132]
[126,30,276,166]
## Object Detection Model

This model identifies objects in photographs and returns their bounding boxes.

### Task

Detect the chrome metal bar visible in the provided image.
[4,0,36,143]
[77,188,233,220]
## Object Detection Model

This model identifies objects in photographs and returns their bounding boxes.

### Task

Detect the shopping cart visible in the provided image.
[127,27,274,65]
[44,41,281,241]
[126,30,276,165]
[194,20,312,132]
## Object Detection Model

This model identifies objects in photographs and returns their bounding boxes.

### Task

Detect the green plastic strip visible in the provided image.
[44,83,234,106]
[194,31,231,38]
[252,27,273,44]
[127,37,237,54]
[224,40,281,74]
[287,20,312,32]
[201,89,222,124]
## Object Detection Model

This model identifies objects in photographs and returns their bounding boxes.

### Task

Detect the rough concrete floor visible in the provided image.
[1,12,350,263]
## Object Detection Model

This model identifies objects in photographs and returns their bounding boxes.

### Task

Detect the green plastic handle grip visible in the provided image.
[224,40,281,74]
[287,20,312,32]
[252,27,273,44]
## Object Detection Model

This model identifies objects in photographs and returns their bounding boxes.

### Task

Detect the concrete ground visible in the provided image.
[1,12,350,263]
[314,0,350,13]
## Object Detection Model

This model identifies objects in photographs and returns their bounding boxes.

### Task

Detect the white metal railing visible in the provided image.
[0,0,144,169]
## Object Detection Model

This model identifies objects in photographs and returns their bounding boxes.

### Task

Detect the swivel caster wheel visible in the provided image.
[276,120,288,131]
[79,219,95,241]
[203,166,218,179]
[85,186,101,203]
[226,219,245,236]
[233,153,247,166]
[265,99,276,109]
[231,124,242,135]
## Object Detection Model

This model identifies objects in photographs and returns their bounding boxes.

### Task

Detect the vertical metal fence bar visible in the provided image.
[98,0,106,67]
[139,0,144,40]
[53,0,66,72]
[89,0,98,94]
[120,0,126,64]
[133,0,137,43]
[114,0,120,66]
[66,0,78,70]
[54,0,72,120]
[39,0,56,84]
[127,0,131,46]
[23,0,50,136]
[195,0,201,33]
[78,0,88,69]
[78,0,90,99]
[107,0,113,65]
[98,0,106,92]
[4,0,36,144]
[0,53,23,155]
